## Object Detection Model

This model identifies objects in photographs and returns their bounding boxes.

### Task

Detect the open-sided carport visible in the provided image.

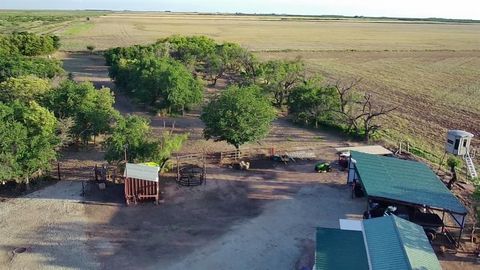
[349,151,468,245]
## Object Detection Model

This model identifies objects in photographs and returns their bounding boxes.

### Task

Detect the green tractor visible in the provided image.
[315,162,331,173]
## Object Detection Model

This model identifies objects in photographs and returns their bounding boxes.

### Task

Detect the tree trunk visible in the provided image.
[25,175,30,191]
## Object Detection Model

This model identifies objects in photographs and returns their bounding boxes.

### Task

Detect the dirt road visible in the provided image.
[0,181,97,270]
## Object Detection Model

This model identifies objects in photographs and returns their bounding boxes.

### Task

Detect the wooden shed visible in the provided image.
[124,163,161,205]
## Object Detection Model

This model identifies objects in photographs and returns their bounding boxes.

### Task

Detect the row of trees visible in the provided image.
[105,36,252,113]
[0,32,60,56]
[111,57,203,114]
[106,36,395,151]
[288,79,397,141]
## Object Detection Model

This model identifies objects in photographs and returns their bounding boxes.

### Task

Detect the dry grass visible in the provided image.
[57,13,480,51]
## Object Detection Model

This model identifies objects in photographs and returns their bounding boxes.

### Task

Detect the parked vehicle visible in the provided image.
[363,200,443,241]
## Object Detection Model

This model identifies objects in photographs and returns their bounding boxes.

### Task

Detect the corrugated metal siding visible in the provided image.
[364,217,411,270]
[315,228,369,270]
[393,216,442,270]
[351,151,467,214]
[364,216,442,270]
[124,178,159,205]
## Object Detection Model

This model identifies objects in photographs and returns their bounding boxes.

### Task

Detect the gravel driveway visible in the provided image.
[0,181,97,270]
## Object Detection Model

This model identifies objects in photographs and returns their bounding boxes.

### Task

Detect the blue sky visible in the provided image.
[1,0,479,20]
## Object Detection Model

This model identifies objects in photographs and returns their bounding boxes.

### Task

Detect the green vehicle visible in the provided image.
[315,162,331,172]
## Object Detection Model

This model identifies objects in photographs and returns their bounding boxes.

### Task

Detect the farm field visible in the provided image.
[40,12,480,157]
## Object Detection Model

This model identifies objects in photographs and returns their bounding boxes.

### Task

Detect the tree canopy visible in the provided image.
[0,75,51,102]
[0,101,58,183]
[288,78,340,128]
[105,115,186,169]
[0,56,64,83]
[45,80,119,141]
[0,32,60,56]
[260,59,305,107]
[201,85,276,149]
[111,57,203,114]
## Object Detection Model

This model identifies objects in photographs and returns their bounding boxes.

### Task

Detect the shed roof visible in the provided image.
[335,145,393,156]
[315,216,441,270]
[351,151,467,214]
[363,215,442,270]
[315,228,369,270]
[448,130,474,138]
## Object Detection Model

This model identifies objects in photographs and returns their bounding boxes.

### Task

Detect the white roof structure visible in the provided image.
[335,145,393,156]
[124,163,160,182]
[448,130,474,138]
[339,219,363,231]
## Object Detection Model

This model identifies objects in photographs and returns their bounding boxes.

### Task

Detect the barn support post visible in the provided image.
[156,178,160,205]
[176,156,180,182]
[457,214,466,247]
[441,211,446,233]
[203,154,207,185]
[57,162,61,181]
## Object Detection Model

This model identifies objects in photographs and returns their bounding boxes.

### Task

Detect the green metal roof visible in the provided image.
[351,151,467,214]
[315,228,369,270]
[363,215,442,270]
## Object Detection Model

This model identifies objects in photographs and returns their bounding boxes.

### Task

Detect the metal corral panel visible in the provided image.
[351,151,467,215]
[363,215,442,270]
[315,228,369,270]
[124,163,159,182]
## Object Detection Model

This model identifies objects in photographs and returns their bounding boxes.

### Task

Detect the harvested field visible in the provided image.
[57,13,480,51]
[258,50,480,155]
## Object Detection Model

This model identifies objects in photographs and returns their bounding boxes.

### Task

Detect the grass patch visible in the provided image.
[62,22,94,36]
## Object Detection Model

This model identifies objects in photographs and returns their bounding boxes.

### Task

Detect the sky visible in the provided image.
[1,0,479,20]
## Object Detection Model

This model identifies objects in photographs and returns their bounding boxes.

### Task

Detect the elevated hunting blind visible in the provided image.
[445,130,473,156]
[445,130,477,179]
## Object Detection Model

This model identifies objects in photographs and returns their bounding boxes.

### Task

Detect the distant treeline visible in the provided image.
[200,12,480,24]
[0,10,106,22]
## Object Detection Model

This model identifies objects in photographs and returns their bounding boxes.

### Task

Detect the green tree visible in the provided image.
[0,75,51,102]
[160,35,217,70]
[0,56,64,82]
[114,57,203,114]
[45,80,119,142]
[105,115,151,163]
[204,53,224,86]
[0,101,58,186]
[105,115,186,170]
[289,78,341,128]
[5,32,57,56]
[201,85,276,149]
[261,59,305,107]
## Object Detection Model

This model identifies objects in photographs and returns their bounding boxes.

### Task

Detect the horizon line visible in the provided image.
[0,8,478,22]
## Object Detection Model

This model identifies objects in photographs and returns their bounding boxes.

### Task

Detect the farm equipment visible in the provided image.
[315,162,331,173]
[363,200,444,241]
